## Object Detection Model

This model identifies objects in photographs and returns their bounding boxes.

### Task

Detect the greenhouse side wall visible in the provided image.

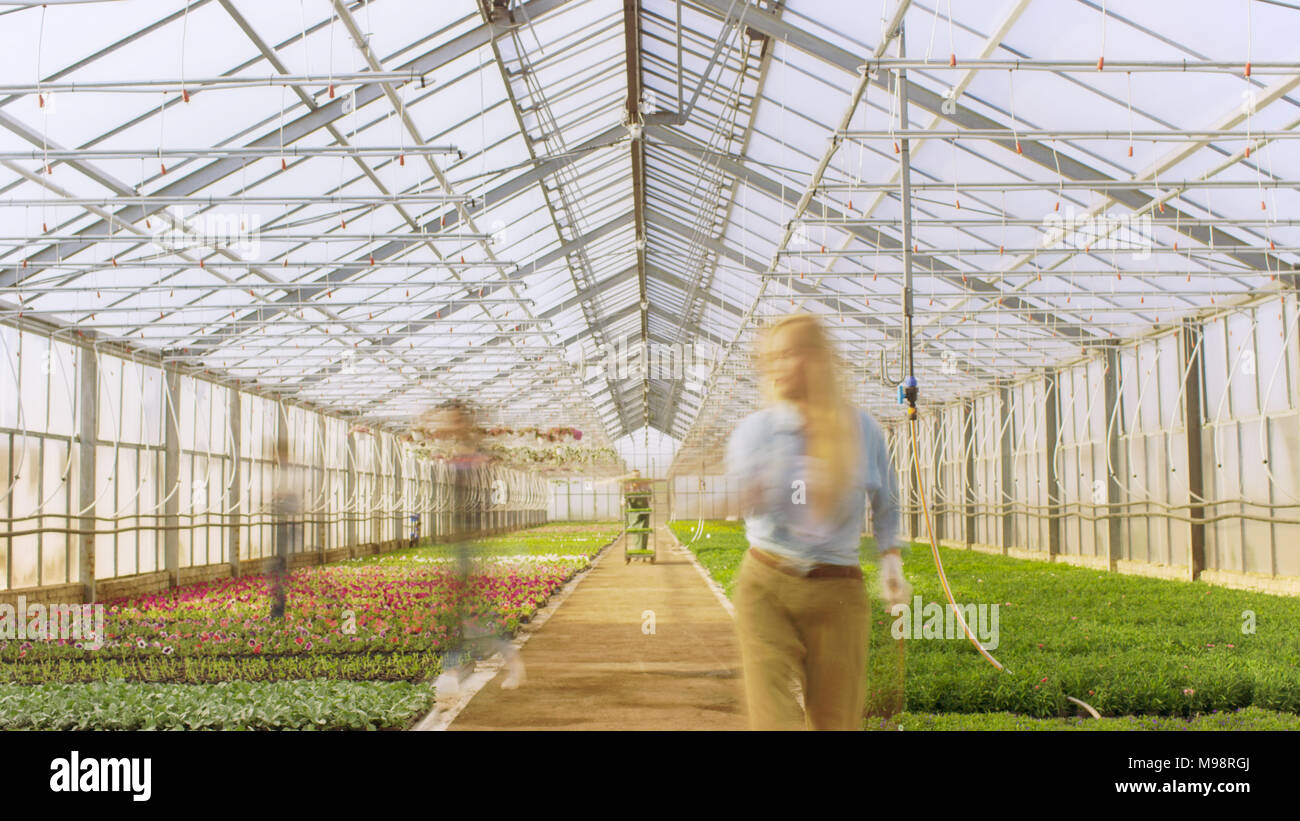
[0,323,549,606]
[884,292,1300,594]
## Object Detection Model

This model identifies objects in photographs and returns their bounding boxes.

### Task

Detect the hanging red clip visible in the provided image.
[1097,56,1105,71]
[1245,62,1252,78]
[949,53,957,67]
[182,89,190,104]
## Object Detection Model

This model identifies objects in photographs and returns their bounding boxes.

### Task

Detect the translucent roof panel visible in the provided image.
[0,0,1294,463]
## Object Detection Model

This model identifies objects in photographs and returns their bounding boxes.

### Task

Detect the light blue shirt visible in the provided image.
[725,402,901,568]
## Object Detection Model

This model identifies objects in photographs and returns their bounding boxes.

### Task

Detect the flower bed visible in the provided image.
[0,521,622,728]
[1,561,586,684]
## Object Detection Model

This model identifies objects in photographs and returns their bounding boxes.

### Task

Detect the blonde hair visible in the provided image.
[757,313,859,520]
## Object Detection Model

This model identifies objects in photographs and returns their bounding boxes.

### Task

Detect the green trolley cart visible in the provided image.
[621,476,656,564]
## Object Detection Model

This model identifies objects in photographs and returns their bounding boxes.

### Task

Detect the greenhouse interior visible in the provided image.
[1,0,1299,752]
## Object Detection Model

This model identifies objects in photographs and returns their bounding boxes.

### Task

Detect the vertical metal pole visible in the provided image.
[998,383,1013,554]
[675,0,683,116]
[163,369,181,586]
[1044,369,1062,558]
[226,388,241,577]
[1103,345,1124,571]
[77,345,98,602]
[344,434,357,548]
[896,22,915,381]
[1180,322,1206,581]
[963,400,975,549]
[394,442,404,546]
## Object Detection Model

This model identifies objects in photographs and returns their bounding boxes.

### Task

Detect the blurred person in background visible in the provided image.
[726,313,910,730]
[423,400,525,708]
[624,469,652,552]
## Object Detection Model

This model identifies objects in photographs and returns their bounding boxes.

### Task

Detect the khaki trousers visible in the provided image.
[733,551,870,730]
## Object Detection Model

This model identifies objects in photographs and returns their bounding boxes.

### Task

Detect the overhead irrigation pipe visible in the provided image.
[0,70,438,94]
[0,232,496,244]
[839,129,1300,141]
[10,260,522,270]
[894,20,1004,674]
[0,195,472,206]
[814,179,1300,192]
[6,146,461,161]
[851,58,1296,74]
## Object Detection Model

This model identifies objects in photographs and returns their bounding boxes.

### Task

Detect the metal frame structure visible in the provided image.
[3,1,1300,590]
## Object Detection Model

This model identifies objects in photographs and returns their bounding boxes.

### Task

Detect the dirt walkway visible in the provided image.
[445,529,746,730]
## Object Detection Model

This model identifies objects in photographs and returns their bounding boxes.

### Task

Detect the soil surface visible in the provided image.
[448,529,747,730]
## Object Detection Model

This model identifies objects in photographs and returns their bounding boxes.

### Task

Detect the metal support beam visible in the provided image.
[1044,369,1062,559]
[998,382,1013,554]
[624,0,651,428]
[683,0,1296,282]
[77,345,98,602]
[647,123,1098,344]
[0,0,576,290]
[344,435,357,548]
[163,368,182,585]
[963,400,975,550]
[226,387,241,577]
[1180,321,1207,580]
[1103,345,1124,571]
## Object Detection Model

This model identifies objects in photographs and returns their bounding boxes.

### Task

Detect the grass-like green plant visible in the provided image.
[670,520,1300,721]
[0,680,437,731]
